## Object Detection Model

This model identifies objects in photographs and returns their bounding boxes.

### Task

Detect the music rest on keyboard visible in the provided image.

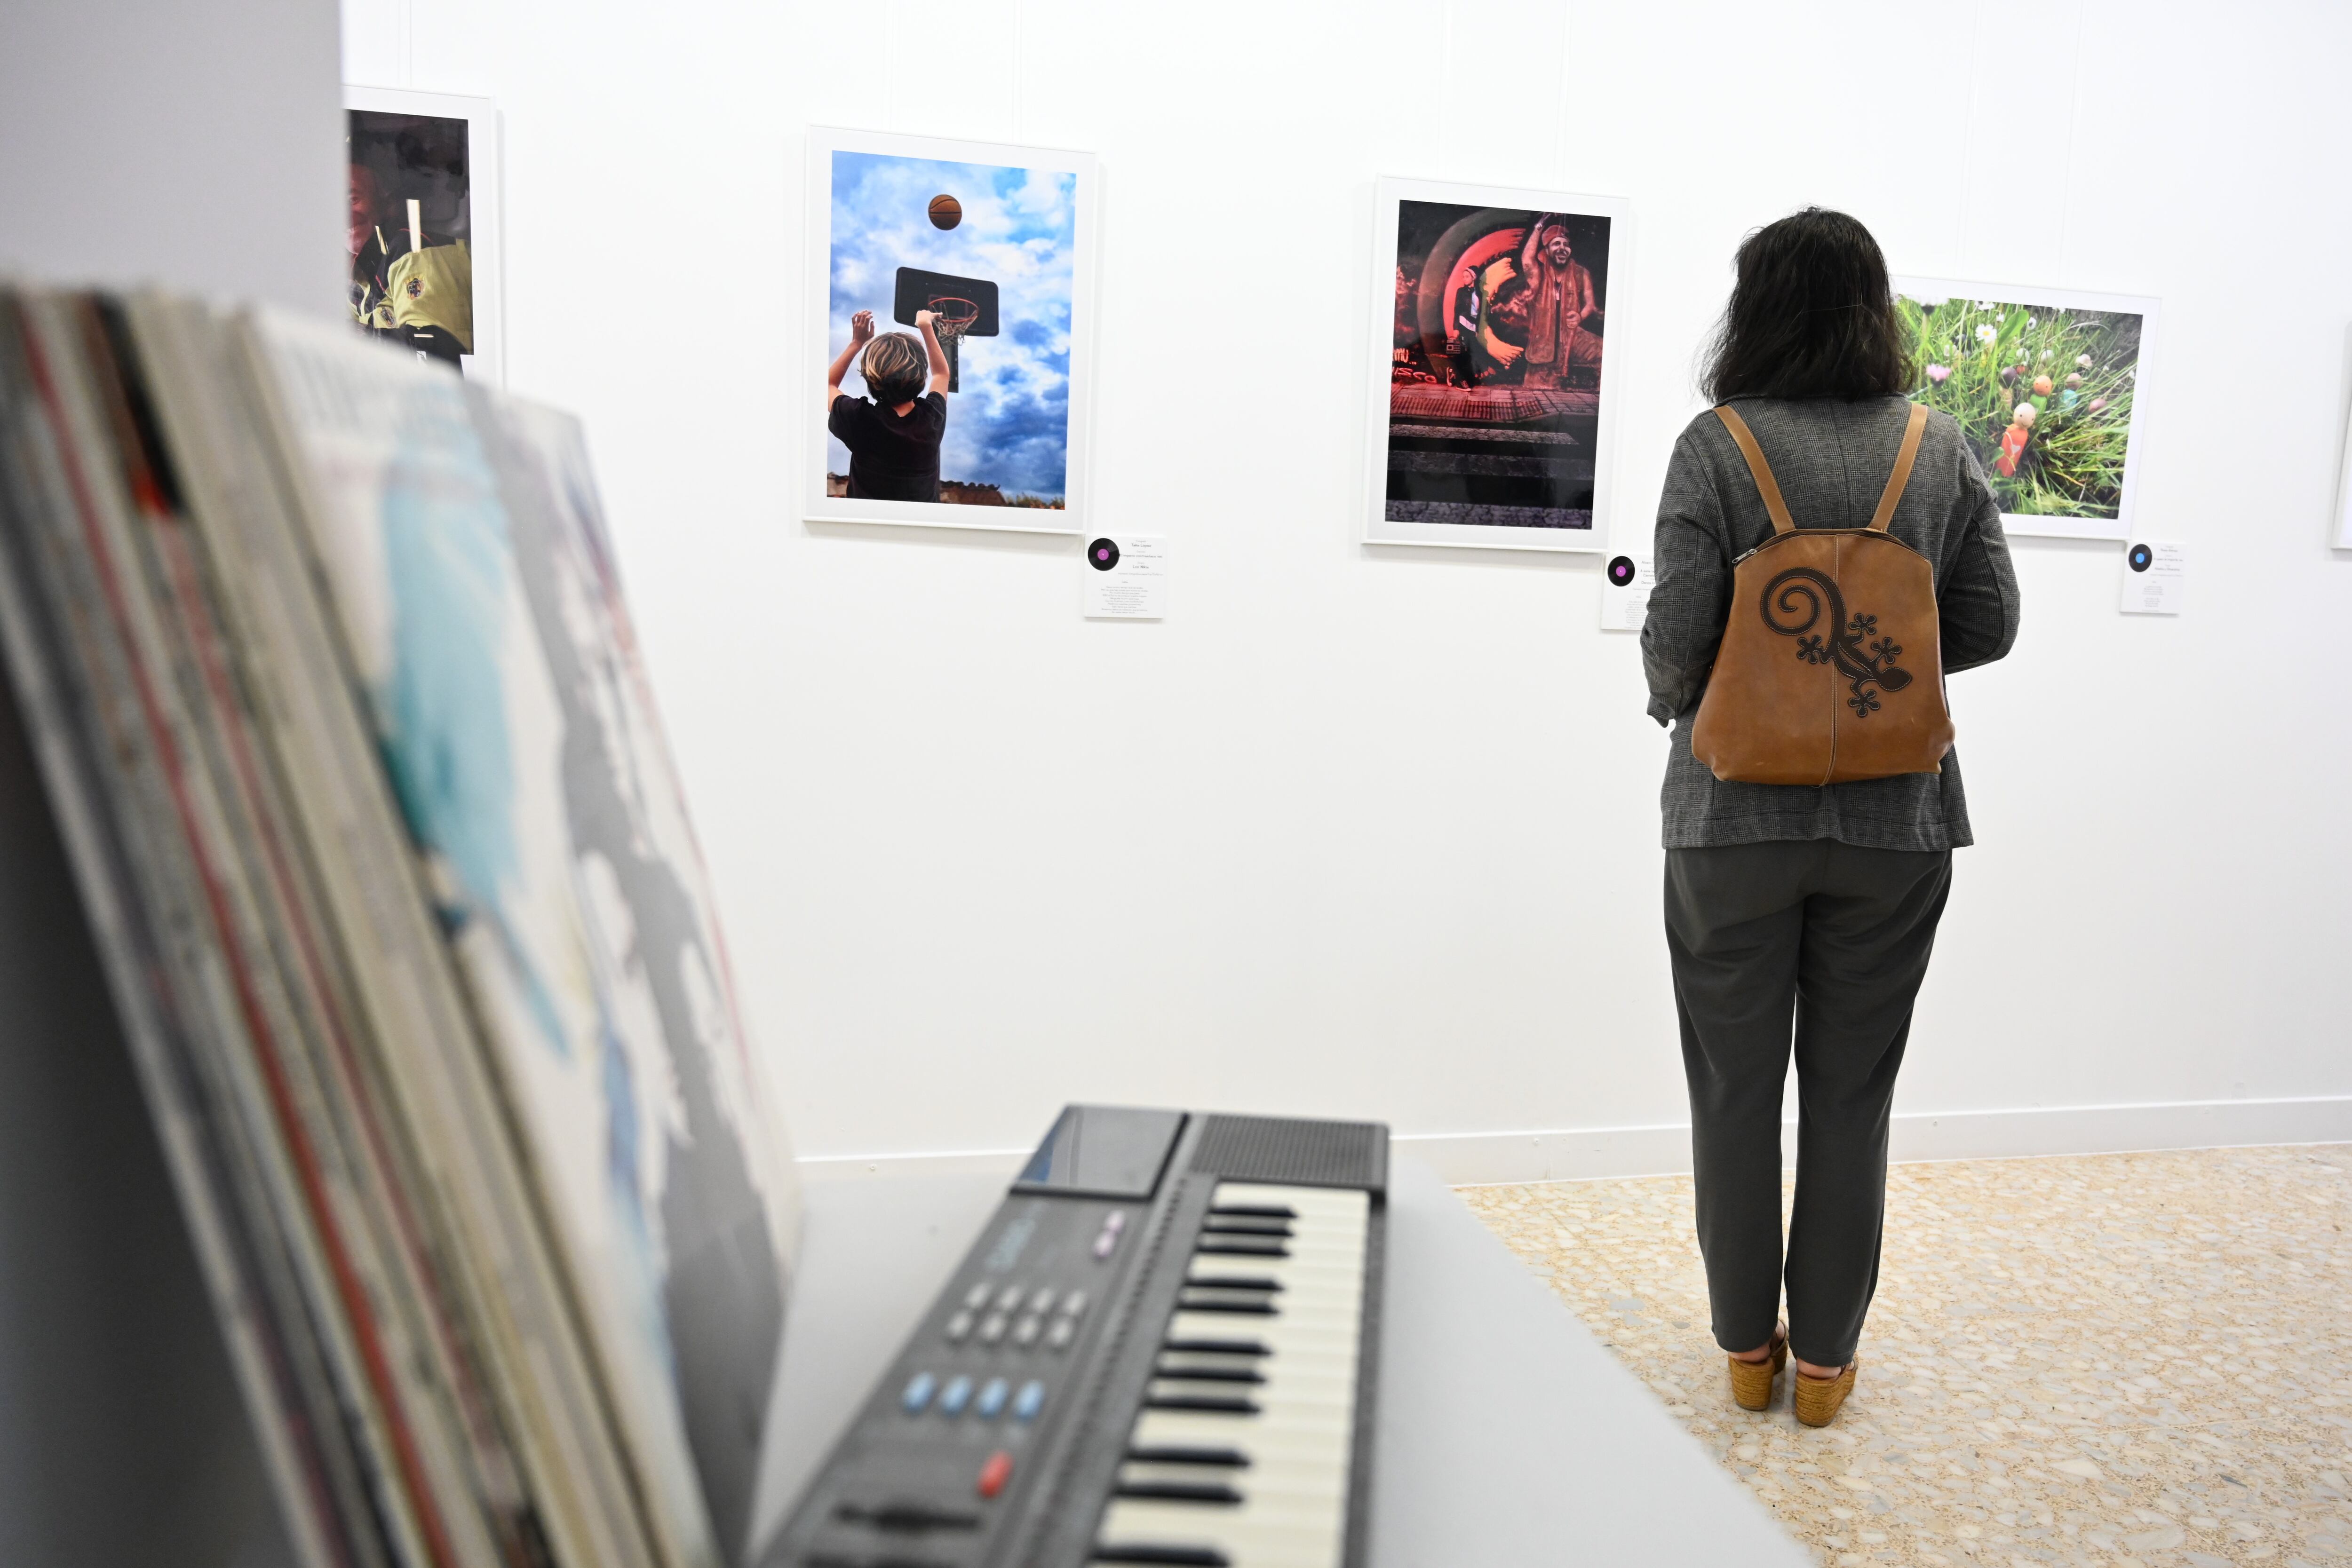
[762,1106,1388,1568]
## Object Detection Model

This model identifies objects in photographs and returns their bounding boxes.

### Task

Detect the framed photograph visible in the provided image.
[343,86,502,384]
[1363,177,1632,553]
[1894,277,2158,542]
[805,127,1096,533]
[2335,394,2352,549]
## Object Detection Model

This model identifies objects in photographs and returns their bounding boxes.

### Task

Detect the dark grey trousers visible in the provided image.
[1664,839,1952,1368]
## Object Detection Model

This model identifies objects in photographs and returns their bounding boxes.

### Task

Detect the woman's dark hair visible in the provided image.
[1699,208,1912,403]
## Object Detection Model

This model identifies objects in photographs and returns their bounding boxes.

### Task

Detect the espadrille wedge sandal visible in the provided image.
[1726,1326,1788,1411]
[1793,1358,1858,1428]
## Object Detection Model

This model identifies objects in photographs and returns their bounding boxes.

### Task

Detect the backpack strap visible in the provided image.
[1713,405,1796,534]
[1866,402,1931,532]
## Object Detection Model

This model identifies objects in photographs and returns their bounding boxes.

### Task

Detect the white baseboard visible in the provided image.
[793,1096,2352,1188]
[1416,1095,2352,1187]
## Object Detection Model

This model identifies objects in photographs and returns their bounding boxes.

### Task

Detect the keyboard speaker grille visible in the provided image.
[1188,1115,1388,1193]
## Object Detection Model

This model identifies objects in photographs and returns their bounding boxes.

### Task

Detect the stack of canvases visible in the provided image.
[0,289,803,1568]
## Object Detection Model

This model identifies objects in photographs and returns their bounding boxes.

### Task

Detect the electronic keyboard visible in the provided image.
[762,1106,1388,1568]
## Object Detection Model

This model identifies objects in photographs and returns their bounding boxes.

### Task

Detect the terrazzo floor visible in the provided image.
[1459,1146,2352,1568]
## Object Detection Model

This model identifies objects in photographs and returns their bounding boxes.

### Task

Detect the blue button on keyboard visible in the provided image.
[900,1372,936,1414]
[937,1374,973,1417]
[975,1377,1009,1419]
[1012,1379,1045,1422]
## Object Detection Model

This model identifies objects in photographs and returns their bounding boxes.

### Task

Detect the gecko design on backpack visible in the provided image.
[1761,567,1913,717]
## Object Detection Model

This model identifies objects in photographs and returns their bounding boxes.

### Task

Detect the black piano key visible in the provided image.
[1160,1338,1270,1357]
[1144,1393,1262,1415]
[1113,1481,1246,1506]
[1125,1444,1252,1468]
[1180,1274,1282,1293]
[1175,1291,1277,1315]
[1194,1235,1288,1257]
[1199,1215,1292,1236]
[1091,1547,1232,1567]
[1151,1362,1265,1384]
[1207,1204,1296,1220]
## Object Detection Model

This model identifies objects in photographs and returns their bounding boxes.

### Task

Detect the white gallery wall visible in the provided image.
[341,0,2352,1182]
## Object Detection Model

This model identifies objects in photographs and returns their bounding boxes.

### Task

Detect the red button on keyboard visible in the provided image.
[977,1449,1014,1499]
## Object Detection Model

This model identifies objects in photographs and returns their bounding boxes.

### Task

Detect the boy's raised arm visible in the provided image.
[914,310,951,397]
[826,309,875,405]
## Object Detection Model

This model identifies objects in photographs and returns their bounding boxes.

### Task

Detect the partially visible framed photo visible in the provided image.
[343,86,501,384]
[805,127,1096,534]
[1894,277,2158,543]
[1363,177,1632,553]
[2335,393,2352,549]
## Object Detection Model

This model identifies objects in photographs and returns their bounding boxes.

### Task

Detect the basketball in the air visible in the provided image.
[928,194,961,230]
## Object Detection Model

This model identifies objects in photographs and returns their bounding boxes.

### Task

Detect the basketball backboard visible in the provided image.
[892,268,1000,336]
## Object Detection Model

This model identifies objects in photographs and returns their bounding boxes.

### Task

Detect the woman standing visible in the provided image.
[1641,209,2021,1425]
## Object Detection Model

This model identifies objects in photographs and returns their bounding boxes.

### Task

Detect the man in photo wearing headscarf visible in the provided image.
[1502,214,1604,388]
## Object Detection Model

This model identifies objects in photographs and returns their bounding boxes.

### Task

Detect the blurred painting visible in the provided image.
[1365,178,1632,553]
[1895,277,2157,541]
[806,127,1097,532]
[344,86,501,383]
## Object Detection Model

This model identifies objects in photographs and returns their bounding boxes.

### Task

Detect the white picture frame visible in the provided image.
[2335,388,2352,549]
[1362,176,1633,554]
[1893,276,2159,543]
[342,85,503,386]
[804,126,1097,535]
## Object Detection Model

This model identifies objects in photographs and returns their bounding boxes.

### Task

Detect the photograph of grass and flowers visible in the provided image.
[1896,289,2145,525]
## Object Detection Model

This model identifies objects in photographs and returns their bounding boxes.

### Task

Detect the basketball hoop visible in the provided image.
[927,295,980,342]
[928,295,980,392]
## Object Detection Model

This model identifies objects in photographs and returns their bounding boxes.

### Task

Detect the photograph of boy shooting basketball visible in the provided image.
[816,141,1085,515]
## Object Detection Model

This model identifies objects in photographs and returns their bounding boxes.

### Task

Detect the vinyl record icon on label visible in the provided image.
[1087,537,1120,572]
[1607,554,1638,587]
[2127,542,2153,572]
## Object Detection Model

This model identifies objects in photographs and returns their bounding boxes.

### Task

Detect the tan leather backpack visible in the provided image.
[1690,402,1955,785]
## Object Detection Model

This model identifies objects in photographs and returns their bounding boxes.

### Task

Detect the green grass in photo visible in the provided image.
[1896,295,2141,519]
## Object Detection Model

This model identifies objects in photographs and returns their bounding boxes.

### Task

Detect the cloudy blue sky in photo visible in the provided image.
[827,150,1076,499]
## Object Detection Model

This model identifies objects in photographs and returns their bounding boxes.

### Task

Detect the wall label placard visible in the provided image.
[1600,545,1653,631]
[1083,534,1165,619]
[2118,539,2184,615]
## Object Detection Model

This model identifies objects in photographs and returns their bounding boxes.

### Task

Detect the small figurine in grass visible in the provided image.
[2000,364,2020,387]
[2032,374,2055,396]
[2059,371,2082,410]
[1995,402,2037,477]
[2088,396,2109,414]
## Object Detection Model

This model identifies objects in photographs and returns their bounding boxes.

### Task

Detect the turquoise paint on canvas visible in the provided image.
[375,388,569,1060]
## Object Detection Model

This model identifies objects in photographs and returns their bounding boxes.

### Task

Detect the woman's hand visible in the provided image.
[850,309,875,345]
[913,309,936,330]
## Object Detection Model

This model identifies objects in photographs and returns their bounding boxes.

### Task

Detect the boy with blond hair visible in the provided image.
[824,309,951,501]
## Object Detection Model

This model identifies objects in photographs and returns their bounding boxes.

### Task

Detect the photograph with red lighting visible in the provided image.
[1384,198,1613,531]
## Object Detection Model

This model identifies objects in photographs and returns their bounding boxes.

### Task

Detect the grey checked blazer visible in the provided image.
[1641,396,2022,851]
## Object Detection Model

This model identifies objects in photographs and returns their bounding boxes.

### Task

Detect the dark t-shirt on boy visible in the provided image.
[829,392,946,502]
